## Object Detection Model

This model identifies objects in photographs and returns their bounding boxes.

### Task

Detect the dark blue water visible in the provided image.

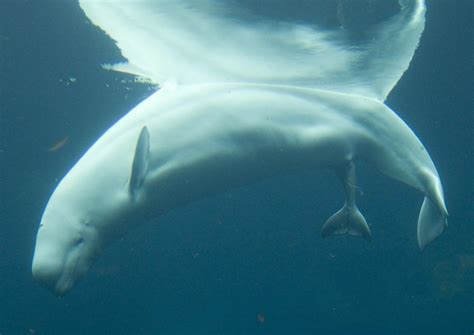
[1,1,472,334]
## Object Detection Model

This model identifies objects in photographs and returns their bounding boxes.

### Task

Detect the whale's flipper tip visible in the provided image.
[417,196,448,251]
[321,205,372,241]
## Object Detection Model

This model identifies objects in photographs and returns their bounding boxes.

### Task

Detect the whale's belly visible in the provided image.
[128,85,365,213]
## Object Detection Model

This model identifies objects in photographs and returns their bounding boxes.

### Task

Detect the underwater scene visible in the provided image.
[0,1,472,334]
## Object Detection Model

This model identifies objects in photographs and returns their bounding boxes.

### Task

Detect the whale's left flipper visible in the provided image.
[129,126,150,201]
[321,162,372,241]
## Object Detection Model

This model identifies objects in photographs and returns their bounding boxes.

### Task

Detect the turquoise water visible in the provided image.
[1,1,472,334]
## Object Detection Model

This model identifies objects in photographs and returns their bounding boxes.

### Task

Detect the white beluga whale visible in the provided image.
[32,0,448,295]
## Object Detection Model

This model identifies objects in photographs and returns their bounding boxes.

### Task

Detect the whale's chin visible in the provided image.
[32,252,89,296]
[32,256,73,296]
[31,223,95,296]
[48,277,75,297]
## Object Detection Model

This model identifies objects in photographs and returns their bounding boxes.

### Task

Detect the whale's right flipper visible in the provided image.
[321,162,372,241]
[417,196,448,250]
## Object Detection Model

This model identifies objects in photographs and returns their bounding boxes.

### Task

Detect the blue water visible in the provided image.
[1,1,472,334]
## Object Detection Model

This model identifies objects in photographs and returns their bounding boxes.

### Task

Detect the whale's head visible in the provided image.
[31,171,135,295]
[32,127,150,295]
[32,204,106,296]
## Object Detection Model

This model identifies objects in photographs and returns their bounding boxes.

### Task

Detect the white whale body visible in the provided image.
[32,0,447,295]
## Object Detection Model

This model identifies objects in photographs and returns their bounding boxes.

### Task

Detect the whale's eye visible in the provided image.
[73,237,84,247]
[80,217,91,226]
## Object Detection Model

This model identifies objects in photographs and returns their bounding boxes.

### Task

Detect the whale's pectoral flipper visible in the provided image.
[129,126,150,200]
[417,196,448,250]
[321,162,372,241]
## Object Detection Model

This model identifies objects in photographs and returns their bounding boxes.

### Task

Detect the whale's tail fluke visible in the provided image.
[321,162,372,241]
[321,204,372,241]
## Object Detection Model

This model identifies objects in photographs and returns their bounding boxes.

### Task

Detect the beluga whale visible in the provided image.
[32,0,448,295]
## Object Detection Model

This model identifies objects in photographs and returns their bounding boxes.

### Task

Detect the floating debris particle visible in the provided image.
[47,136,69,152]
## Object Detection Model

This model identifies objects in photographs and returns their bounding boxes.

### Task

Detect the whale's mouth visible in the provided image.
[32,248,78,296]
[32,224,87,296]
